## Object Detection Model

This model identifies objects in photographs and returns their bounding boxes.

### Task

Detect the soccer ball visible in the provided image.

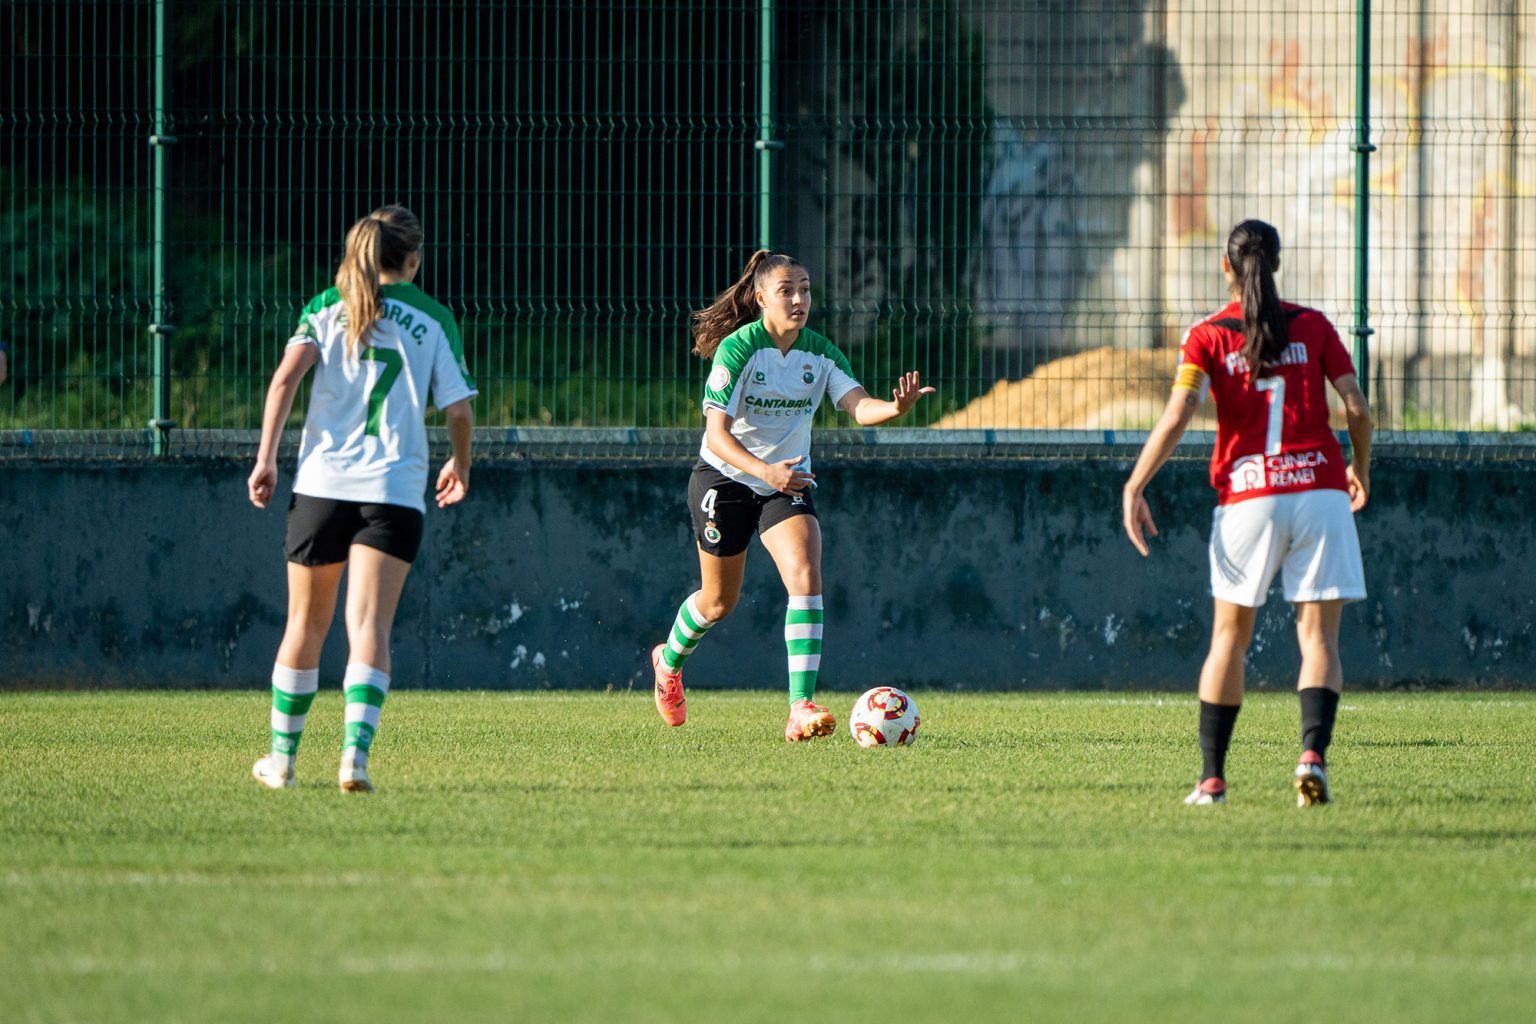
[849,687,920,747]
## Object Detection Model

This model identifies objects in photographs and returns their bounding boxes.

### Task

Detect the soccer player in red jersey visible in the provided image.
[1121,220,1372,807]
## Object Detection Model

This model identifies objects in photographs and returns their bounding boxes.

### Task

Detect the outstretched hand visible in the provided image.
[891,371,936,415]
[1122,487,1158,557]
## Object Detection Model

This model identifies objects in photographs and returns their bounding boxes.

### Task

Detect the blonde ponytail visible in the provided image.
[335,205,424,358]
[691,249,803,359]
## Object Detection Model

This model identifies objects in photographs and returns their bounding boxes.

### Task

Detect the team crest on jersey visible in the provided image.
[801,363,815,384]
[708,366,731,392]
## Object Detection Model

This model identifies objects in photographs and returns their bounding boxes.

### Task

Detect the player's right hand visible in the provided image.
[1346,463,1370,512]
[761,458,815,495]
[248,461,277,509]
[1123,486,1157,557]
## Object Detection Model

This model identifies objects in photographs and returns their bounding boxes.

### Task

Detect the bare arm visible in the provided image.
[1332,373,1371,511]
[435,398,474,507]
[1122,385,1202,556]
[835,371,935,426]
[703,407,813,494]
[248,344,319,508]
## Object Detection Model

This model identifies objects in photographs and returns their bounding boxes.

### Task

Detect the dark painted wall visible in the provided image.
[2,458,1532,689]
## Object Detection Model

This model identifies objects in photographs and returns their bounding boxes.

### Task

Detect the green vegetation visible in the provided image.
[2,691,1532,1023]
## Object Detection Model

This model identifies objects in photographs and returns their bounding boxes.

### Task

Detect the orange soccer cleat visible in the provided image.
[784,699,836,742]
[651,644,687,726]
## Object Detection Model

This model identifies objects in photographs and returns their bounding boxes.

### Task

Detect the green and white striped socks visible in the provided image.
[662,592,717,671]
[786,595,824,704]
[341,663,391,770]
[269,664,319,773]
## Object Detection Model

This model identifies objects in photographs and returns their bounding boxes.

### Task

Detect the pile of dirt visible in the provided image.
[931,346,1215,431]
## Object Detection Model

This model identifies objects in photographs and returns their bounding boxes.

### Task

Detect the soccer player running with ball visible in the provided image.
[1122,220,1372,807]
[651,250,933,740]
[247,205,477,793]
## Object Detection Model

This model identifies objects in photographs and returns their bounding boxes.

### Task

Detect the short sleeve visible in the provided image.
[429,315,477,409]
[1317,317,1356,382]
[702,337,753,417]
[287,312,319,349]
[1178,326,1214,376]
[823,343,862,406]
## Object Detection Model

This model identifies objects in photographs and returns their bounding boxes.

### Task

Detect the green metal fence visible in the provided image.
[3,1,1534,459]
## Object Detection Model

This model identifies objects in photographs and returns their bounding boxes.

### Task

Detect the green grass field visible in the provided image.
[2,691,1533,1024]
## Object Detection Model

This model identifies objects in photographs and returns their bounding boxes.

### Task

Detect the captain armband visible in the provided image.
[1173,363,1208,394]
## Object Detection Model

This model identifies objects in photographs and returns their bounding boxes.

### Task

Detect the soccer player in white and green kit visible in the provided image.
[247,205,476,792]
[650,250,933,740]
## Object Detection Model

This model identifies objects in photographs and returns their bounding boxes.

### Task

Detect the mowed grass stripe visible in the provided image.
[1,691,1533,1024]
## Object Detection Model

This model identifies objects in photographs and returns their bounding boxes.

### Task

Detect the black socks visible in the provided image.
[1299,687,1340,763]
[1199,700,1242,782]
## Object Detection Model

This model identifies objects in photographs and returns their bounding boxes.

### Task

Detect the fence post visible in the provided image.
[1352,0,1375,403]
[755,0,782,250]
[148,0,177,455]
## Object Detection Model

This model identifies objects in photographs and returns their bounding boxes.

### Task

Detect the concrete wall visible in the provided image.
[2,457,1533,690]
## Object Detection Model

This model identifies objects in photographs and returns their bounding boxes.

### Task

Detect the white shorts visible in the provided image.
[1209,490,1365,608]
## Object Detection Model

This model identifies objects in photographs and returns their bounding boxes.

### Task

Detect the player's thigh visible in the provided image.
[344,543,413,632]
[695,546,749,613]
[687,464,761,559]
[759,499,822,594]
[285,560,345,628]
[1280,490,1365,604]
[1294,598,1345,651]
[1209,497,1287,608]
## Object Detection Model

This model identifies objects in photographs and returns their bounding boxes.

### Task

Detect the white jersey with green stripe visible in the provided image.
[288,283,477,513]
[699,320,862,495]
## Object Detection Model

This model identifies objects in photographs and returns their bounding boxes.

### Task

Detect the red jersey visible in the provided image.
[1178,301,1355,505]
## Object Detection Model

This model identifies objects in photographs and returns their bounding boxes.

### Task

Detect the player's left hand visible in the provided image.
[891,371,936,414]
[436,458,469,508]
[1123,487,1158,557]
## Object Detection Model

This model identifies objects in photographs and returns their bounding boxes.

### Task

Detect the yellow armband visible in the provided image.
[1173,364,1207,393]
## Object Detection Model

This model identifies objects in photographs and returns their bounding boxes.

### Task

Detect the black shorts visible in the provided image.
[284,494,424,566]
[687,461,816,558]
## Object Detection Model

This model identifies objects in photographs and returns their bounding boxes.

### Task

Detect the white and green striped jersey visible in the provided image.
[287,283,477,513]
[699,320,862,495]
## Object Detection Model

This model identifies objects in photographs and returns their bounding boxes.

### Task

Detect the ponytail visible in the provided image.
[691,249,804,359]
[335,205,423,358]
[1225,219,1287,372]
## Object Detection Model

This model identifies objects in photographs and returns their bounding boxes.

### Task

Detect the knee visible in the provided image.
[288,606,332,638]
[1298,632,1339,662]
[1208,623,1253,657]
[695,593,737,623]
[785,568,822,595]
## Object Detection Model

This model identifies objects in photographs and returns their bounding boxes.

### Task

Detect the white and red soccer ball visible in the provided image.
[849,687,920,747]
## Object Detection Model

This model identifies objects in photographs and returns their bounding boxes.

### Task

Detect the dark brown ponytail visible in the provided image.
[691,249,804,359]
[335,205,423,358]
[1226,219,1286,371]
